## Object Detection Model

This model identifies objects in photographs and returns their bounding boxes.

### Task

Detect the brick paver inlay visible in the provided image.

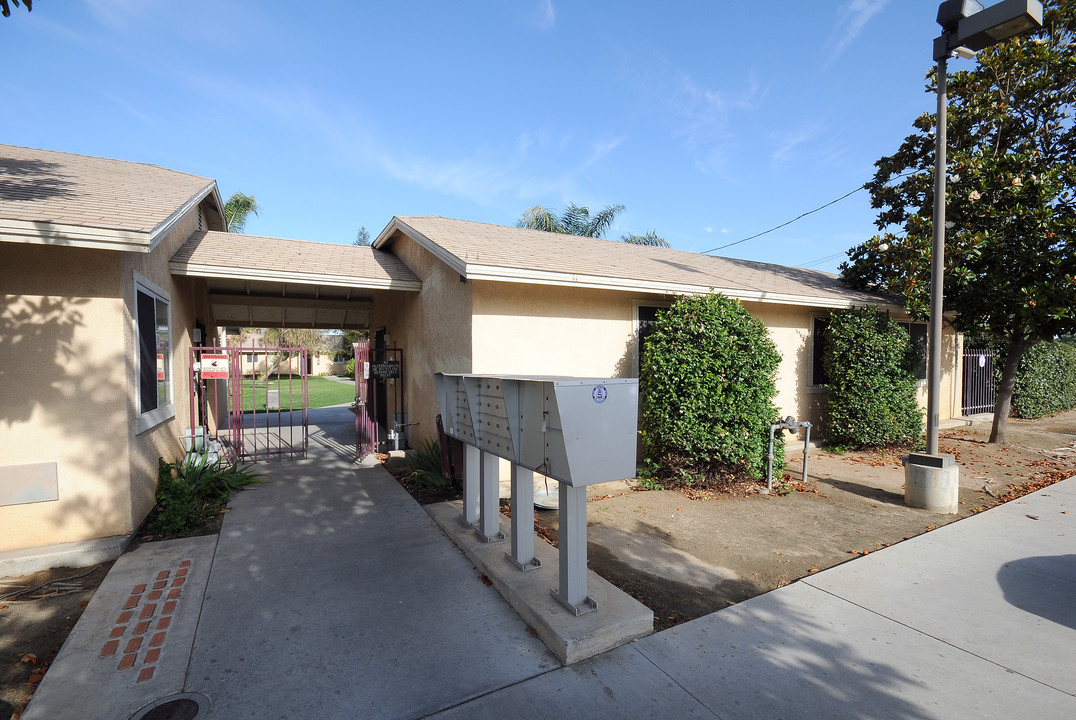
[99,559,192,683]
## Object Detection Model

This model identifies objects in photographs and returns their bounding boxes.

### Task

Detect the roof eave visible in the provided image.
[146,181,219,252]
[168,260,423,292]
[463,264,891,309]
[0,220,152,252]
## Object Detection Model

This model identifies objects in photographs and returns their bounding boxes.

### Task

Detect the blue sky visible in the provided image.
[4,1,961,273]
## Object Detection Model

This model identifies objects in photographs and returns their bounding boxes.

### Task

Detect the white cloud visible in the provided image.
[586,136,627,166]
[770,119,828,165]
[531,0,556,31]
[822,0,891,67]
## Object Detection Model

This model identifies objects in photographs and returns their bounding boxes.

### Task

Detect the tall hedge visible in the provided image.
[640,293,783,485]
[822,306,922,448]
[1008,340,1076,418]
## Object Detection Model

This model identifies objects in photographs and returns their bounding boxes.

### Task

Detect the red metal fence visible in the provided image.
[189,346,309,461]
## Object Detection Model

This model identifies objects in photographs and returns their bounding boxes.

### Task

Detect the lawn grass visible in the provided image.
[237,375,355,412]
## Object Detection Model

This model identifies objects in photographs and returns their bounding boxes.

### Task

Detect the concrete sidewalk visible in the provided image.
[22,406,1076,718]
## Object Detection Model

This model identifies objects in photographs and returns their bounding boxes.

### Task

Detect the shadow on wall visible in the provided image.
[997,554,1076,631]
[1,295,130,541]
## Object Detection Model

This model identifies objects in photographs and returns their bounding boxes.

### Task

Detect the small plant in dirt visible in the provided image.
[147,455,266,538]
[407,438,452,489]
[640,293,784,489]
[822,306,923,450]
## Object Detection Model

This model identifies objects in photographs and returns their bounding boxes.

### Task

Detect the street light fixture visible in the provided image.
[905,0,1043,514]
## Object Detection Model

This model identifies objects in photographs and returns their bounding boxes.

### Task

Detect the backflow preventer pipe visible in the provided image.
[766,416,812,493]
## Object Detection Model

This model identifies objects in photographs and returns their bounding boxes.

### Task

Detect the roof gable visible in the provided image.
[376,216,891,309]
[0,144,221,252]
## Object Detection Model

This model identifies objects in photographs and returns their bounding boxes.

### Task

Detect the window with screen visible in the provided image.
[136,278,173,431]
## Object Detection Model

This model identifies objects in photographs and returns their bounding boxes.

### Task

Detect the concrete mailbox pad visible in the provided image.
[434,373,652,658]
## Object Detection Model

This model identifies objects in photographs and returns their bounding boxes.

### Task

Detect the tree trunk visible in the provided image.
[989,337,1034,443]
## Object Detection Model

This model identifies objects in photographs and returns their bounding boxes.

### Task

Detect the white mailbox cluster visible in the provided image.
[435,373,639,615]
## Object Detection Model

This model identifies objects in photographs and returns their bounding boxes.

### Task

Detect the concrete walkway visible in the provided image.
[23,407,1076,719]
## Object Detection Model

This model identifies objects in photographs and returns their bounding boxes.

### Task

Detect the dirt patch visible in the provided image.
[532,412,1076,631]
[0,564,114,718]
[1,507,223,716]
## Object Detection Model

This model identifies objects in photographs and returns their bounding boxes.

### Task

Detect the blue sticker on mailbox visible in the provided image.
[592,385,608,404]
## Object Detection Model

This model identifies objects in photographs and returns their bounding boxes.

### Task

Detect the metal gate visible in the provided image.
[962,347,996,416]
[354,340,377,459]
[189,346,309,461]
[353,340,406,458]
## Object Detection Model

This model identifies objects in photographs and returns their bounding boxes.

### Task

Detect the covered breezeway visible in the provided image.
[169,230,421,460]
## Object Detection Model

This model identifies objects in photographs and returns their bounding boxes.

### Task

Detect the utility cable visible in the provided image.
[702,184,866,255]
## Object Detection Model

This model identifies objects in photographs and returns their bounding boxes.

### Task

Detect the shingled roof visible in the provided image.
[375,216,890,309]
[171,230,421,290]
[0,144,219,252]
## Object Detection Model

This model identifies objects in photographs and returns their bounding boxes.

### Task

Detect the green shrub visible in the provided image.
[1008,340,1076,419]
[822,306,923,449]
[345,358,356,377]
[147,455,266,537]
[407,438,451,489]
[640,293,783,486]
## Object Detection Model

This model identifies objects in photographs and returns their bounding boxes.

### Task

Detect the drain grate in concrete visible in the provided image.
[129,692,209,720]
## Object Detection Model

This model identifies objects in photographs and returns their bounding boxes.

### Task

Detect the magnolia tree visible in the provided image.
[841,0,1076,443]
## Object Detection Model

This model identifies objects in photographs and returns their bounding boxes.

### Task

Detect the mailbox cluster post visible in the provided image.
[435,373,639,616]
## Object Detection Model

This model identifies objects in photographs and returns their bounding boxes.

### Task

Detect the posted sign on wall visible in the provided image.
[202,354,229,379]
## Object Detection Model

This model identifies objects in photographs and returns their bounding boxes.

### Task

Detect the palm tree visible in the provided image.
[0,1,31,18]
[517,203,668,246]
[516,203,625,238]
[620,230,670,248]
[224,192,260,233]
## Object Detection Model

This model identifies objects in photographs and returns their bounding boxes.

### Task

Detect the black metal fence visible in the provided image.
[962,347,996,416]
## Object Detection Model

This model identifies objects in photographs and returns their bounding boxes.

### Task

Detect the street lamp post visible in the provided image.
[905,0,1043,513]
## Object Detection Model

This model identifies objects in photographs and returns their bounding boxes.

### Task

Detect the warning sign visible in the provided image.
[156,354,165,380]
[202,354,229,379]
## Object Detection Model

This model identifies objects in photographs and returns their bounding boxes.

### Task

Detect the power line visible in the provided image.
[800,250,849,269]
[702,184,866,255]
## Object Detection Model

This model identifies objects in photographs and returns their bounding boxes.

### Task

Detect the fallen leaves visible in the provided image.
[19,652,49,685]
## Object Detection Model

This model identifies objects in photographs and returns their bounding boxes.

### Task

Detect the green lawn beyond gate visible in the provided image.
[237,375,355,412]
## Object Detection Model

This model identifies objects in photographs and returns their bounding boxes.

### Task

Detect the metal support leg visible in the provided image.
[460,444,480,528]
[506,465,541,571]
[475,451,505,544]
[551,482,596,615]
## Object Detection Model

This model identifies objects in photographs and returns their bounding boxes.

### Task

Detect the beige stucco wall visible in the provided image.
[121,207,219,531]
[753,303,963,434]
[0,244,131,552]
[742,302,824,428]
[470,282,647,378]
[0,201,220,554]
[369,241,965,456]
[369,235,473,446]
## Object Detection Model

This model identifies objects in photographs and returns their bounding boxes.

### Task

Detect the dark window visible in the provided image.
[136,285,170,417]
[811,316,830,386]
[899,322,928,381]
[636,305,665,375]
